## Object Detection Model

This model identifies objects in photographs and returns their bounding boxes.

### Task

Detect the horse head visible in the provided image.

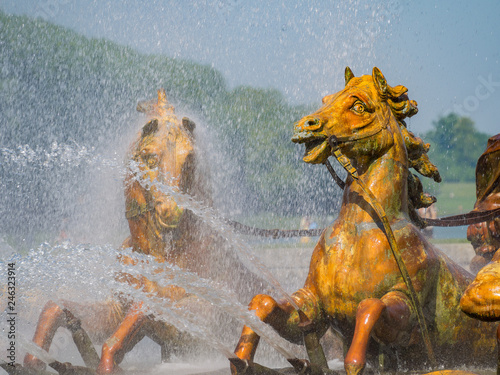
[292,67,419,166]
[124,89,207,256]
[292,67,440,221]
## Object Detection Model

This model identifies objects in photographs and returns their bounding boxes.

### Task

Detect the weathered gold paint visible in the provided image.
[233,68,496,375]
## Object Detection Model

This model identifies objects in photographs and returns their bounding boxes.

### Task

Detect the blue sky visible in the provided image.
[1,0,499,135]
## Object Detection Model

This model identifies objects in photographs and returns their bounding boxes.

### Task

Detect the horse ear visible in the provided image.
[182,117,196,133]
[388,85,407,98]
[345,66,355,86]
[372,67,387,97]
[157,88,167,107]
[141,119,159,138]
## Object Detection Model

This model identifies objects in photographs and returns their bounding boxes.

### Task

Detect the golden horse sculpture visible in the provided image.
[232,68,496,375]
[24,89,269,374]
[460,134,500,357]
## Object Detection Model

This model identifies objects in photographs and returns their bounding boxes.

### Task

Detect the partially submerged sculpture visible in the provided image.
[232,67,496,375]
[24,90,269,374]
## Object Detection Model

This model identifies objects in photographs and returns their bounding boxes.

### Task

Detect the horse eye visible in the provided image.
[142,154,159,168]
[351,102,365,114]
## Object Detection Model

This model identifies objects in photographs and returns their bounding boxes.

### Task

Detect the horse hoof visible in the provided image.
[345,362,365,375]
[23,354,47,372]
[1,363,39,375]
[49,361,98,375]
[96,361,123,375]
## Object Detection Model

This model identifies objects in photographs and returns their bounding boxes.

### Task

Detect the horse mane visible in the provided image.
[388,86,441,227]
[361,67,442,226]
[182,141,214,208]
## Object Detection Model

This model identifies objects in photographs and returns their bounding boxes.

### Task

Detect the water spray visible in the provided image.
[129,159,302,310]
[127,161,332,371]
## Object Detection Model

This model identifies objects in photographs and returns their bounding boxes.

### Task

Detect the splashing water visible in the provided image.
[0,142,310,369]
[128,159,302,311]
[54,242,302,359]
[0,143,128,250]
[115,248,305,360]
[0,232,304,366]
[0,330,56,365]
[0,142,119,169]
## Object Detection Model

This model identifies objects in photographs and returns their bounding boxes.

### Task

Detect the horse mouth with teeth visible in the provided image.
[292,128,329,164]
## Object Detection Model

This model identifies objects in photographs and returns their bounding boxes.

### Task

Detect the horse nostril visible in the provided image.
[301,117,323,131]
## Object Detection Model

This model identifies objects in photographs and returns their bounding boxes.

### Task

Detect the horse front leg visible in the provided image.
[97,302,147,375]
[25,300,117,371]
[344,291,412,375]
[23,301,66,371]
[232,288,324,374]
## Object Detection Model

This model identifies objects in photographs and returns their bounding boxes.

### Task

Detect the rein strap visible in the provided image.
[324,159,500,228]
[125,200,155,220]
[424,207,500,227]
[226,220,323,238]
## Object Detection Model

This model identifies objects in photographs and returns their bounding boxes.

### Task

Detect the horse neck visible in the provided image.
[339,123,408,224]
[144,210,207,259]
[127,213,164,256]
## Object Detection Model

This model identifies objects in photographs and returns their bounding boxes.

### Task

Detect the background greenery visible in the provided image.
[424,113,491,183]
[431,183,477,216]
[0,11,492,246]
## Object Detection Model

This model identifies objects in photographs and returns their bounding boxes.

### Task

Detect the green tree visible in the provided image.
[424,113,490,182]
